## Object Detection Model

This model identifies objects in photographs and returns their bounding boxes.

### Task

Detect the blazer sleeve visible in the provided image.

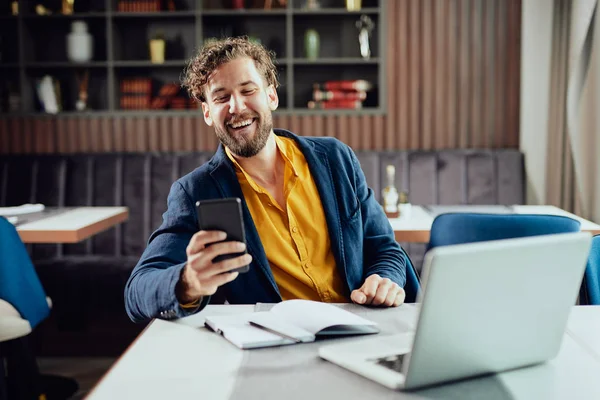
[124,181,210,323]
[348,146,408,287]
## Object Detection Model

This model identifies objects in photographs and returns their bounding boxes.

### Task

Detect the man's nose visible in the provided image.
[229,93,246,114]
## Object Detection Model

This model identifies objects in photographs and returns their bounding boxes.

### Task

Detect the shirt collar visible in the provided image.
[224,134,298,194]
[224,134,299,179]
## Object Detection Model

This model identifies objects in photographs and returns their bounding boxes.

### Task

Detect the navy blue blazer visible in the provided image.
[125,130,407,323]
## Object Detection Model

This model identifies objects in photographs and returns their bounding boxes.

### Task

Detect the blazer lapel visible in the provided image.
[207,146,281,299]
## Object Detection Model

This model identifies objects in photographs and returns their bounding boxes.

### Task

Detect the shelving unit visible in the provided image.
[0,0,385,116]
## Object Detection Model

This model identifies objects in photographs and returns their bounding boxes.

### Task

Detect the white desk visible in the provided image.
[87,305,600,400]
[16,207,129,243]
[390,205,600,243]
[566,306,600,360]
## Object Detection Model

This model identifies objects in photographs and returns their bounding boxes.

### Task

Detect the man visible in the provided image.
[125,37,408,323]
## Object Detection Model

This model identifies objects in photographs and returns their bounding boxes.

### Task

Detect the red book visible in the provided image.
[313,89,367,101]
[307,100,363,110]
[150,83,179,109]
[314,80,373,92]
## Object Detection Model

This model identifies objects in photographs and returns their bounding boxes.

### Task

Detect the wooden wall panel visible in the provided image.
[0,0,521,155]
[22,119,33,154]
[409,0,422,149]
[494,0,507,148]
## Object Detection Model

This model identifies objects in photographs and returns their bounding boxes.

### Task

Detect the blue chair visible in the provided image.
[0,217,51,331]
[580,234,600,305]
[427,213,581,251]
[400,247,420,303]
[0,217,77,400]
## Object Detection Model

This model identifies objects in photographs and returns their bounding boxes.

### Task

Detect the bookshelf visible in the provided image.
[0,0,385,116]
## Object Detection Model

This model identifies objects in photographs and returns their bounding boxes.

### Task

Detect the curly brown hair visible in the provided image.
[181,36,280,103]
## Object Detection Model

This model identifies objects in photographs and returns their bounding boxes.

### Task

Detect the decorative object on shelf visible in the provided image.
[35,4,52,15]
[11,1,18,15]
[304,29,320,60]
[36,75,61,114]
[67,21,93,63]
[355,14,374,59]
[62,0,74,15]
[149,31,166,64]
[346,0,361,11]
[75,69,89,111]
[382,165,400,218]
[302,0,320,9]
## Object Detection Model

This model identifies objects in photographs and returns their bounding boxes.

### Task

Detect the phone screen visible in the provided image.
[195,198,249,273]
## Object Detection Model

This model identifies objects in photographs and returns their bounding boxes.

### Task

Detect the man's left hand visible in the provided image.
[350,274,405,307]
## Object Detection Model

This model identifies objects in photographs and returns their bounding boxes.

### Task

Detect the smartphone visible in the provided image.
[195,198,249,273]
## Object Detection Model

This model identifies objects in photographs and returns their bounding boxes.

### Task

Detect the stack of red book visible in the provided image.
[117,0,161,12]
[150,83,198,110]
[150,83,179,109]
[120,78,152,110]
[308,80,373,110]
[170,97,188,110]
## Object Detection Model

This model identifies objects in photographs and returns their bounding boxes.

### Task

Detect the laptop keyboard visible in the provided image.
[371,353,409,373]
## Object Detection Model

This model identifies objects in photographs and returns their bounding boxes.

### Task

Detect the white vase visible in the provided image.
[67,21,93,63]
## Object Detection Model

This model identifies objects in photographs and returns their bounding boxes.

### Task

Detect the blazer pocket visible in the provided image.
[344,196,361,223]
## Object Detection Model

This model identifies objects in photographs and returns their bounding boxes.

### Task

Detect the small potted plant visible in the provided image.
[149,30,166,64]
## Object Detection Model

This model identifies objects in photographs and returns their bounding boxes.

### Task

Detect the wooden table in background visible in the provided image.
[390,205,600,243]
[16,207,129,244]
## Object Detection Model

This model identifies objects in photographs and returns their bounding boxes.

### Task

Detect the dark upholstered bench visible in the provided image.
[0,149,524,356]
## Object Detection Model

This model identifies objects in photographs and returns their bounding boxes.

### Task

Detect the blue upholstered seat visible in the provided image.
[0,217,50,329]
[580,235,600,305]
[427,213,581,251]
[400,247,420,303]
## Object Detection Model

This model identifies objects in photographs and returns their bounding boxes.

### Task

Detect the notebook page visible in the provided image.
[205,313,295,349]
[270,300,377,334]
[248,312,315,342]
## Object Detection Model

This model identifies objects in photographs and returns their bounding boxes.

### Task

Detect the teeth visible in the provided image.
[230,119,253,129]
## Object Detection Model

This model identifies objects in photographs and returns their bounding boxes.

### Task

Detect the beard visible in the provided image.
[215,111,273,158]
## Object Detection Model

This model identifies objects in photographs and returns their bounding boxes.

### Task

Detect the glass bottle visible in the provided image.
[382,165,399,218]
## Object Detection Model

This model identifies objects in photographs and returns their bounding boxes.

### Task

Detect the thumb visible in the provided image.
[351,289,367,304]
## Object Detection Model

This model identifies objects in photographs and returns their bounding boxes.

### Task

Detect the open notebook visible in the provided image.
[204,300,379,349]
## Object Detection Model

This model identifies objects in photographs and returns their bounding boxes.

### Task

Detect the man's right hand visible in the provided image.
[176,230,252,303]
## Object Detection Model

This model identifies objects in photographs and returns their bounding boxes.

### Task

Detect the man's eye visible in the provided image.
[243,89,256,95]
[215,96,229,103]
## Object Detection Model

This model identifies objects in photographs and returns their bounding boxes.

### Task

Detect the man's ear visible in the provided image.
[202,102,213,127]
[267,85,279,111]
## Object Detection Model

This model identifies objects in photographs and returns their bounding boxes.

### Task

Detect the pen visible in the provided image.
[248,321,302,343]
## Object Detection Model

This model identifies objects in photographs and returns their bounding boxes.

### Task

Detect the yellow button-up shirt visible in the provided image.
[226,136,347,302]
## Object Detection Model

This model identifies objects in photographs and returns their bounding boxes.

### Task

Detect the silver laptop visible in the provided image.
[319,232,592,390]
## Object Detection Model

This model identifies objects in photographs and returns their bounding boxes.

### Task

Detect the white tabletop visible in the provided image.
[87,305,600,400]
[566,306,600,360]
[16,207,129,243]
[390,205,600,243]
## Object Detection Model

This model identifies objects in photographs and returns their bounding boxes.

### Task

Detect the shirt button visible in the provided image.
[292,226,298,233]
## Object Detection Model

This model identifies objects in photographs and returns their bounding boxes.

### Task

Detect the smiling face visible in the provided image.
[201,57,279,158]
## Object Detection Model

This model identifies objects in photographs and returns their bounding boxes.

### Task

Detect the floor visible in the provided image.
[37,358,116,400]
